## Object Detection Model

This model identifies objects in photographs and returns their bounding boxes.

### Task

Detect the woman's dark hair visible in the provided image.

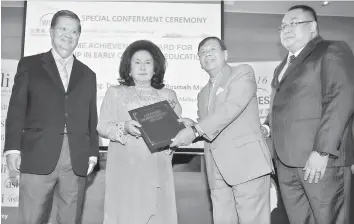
[119,40,166,89]
[50,10,81,33]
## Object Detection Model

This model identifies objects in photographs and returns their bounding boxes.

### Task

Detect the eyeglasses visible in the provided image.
[278,21,314,31]
[198,46,222,57]
[54,27,80,37]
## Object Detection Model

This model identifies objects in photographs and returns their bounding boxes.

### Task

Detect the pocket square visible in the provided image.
[216,87,224,95]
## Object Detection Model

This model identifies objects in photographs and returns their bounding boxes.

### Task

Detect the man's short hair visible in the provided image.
[50,10,81,33]
[198,37,227,52]
[288,5,318,22]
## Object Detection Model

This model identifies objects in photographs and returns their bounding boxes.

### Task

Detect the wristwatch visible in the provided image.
[191,126,199,137]
[316,151,329,157]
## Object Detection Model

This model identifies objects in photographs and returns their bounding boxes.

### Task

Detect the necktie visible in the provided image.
[208,78,217,111]
[278,55,296,82]
[58,59,70,131]
[289,55,296,64]
[58,59,69,91]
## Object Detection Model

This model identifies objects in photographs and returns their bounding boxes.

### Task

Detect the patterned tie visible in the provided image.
[58,59,70,131]
[277,55,296,83]
[208,78,217,111]
[58,59,69,91]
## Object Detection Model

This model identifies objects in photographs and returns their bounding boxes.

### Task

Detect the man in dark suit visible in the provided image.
[262,5,354,224]
[4,10,99,224]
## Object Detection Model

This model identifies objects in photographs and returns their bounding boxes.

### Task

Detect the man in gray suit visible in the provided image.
[263,5,354,224]
[171,37,274,224]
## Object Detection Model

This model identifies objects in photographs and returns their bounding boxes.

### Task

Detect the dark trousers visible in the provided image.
[18,135,86,224]
[276,160,352,224]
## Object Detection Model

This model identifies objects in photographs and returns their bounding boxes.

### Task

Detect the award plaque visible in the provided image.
[128,100,185,153]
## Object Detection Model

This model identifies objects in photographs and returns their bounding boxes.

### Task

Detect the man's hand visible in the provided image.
[87,160,96,175]
[303,151,329,184]
[170,127,195,147]
[124,120,141,137]
[177,118,196,127]
[6,154,21,173]
[351,164,354,174]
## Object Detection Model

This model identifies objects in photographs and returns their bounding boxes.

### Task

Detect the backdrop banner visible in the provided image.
[1,59,20,223]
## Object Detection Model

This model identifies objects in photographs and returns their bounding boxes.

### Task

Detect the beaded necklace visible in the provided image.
[134,85,157,106]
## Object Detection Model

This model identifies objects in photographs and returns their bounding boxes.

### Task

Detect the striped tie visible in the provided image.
[58,59,69,91]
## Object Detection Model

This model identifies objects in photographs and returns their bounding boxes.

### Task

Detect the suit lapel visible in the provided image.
[271,59,287,89]
[199,82,211,117]
[279,36,323,87]
[67,57,84,94]
[41,51,65,93]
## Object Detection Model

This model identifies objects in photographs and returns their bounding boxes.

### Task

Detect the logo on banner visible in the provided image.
[40,13,55,27]
[4,177,19,189]
[30,12,55,36]
[1,163,8,174]
[7,194,19,203]
[1,69,11,88]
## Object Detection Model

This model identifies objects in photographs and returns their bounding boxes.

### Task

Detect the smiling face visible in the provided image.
[50,16,80,58]
[130,50,154,86]
[198,39,227,77]
[280,9,317,53]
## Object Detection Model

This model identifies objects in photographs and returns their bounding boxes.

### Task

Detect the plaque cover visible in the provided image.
[128,100,185,153]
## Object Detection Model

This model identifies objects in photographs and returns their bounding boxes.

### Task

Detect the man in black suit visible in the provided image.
[4,10,99,224]
[262,5,354,224]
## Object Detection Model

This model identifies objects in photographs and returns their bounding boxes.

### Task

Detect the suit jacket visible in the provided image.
[4,51,99,176]
[197,64,273,187]
[267,36,354,167]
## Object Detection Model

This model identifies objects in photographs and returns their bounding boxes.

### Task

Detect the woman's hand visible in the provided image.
[124,120,142,137]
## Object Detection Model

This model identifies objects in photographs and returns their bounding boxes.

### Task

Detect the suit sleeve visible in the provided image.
[264,66,279,128]
[4,59,29,152]
[313,42,354,156]
[88,73,99,157]
[198,65,257,141]
[262,67,279,134]
[196,91,202,123]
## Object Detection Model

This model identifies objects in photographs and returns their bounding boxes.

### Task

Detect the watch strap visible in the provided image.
[191,126,199,137]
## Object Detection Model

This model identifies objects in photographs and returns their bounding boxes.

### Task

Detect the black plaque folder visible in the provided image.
[128,100,185,153]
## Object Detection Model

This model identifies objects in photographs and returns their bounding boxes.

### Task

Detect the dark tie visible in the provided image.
[289,55,296,64]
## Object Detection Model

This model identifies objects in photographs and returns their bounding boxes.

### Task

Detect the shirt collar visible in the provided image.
[51,48,74,64]
[288,46,304,59]
[209,66,225,85]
